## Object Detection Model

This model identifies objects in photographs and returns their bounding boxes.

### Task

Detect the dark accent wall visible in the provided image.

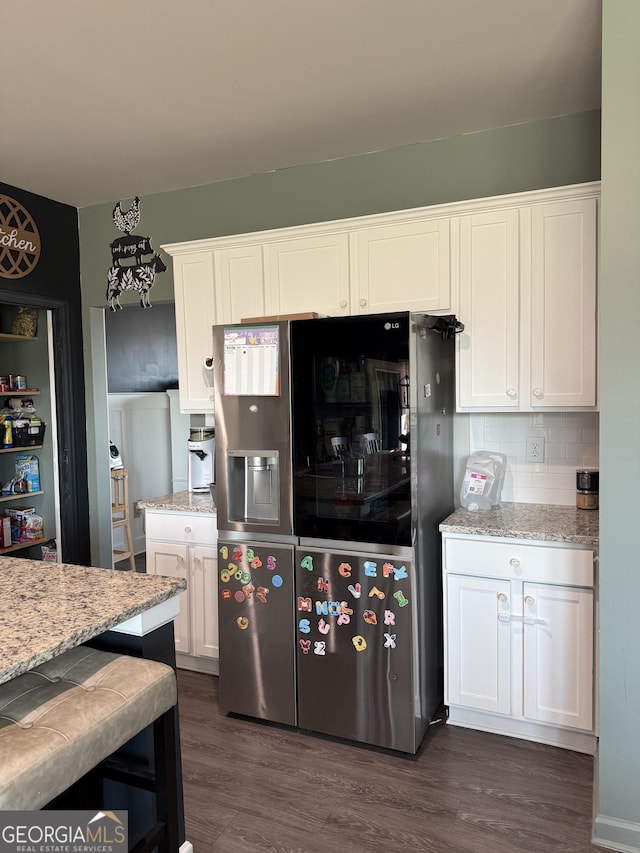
[105,302,179,393]
[0,181,89,565]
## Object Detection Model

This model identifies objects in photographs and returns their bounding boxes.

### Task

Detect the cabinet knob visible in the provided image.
[177,555,185,567]
[497,592,508,603]
[509,557,520,569]
[184,526,192,534]
[506,388,517,398]
[340,299,348,308]
[532,388,544,398]
[524,595,535,606]
[359,298,367,307]
[193,556,202,569]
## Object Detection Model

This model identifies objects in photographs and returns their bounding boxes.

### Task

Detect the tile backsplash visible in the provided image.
[464,412,599,506]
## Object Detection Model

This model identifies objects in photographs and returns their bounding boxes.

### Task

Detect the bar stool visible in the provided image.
[363,432,382,454]
[0,645,180,852]
[111,468,136,571]
[330,436,351,459]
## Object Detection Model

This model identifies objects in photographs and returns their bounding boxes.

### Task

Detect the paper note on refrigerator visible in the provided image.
[223,325,280,396]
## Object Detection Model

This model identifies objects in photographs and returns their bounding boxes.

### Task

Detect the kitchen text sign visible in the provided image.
[0,195,41,279]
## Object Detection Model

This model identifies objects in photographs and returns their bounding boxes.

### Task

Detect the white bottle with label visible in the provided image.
[460,451,506,511]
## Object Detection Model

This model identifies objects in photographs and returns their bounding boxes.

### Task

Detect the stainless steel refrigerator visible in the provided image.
[213,312,460,752]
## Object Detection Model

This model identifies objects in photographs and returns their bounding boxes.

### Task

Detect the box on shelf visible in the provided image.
[41,540,57,561]
[0,516,11,548]
[5,505,43,543]
[14,453,40,492]
[240,312,323,322]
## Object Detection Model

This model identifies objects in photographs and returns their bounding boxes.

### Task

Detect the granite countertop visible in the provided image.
[439,502,599,547]
[0,557,186,685]
[137,489,216,514]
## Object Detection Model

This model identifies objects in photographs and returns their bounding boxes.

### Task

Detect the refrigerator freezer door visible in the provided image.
[295,547,419,753]
[218,539,296,725]
[213,321,294,538]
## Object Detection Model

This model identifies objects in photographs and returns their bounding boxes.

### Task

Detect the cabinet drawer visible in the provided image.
[444,536,593,587]
[145,510,217,546]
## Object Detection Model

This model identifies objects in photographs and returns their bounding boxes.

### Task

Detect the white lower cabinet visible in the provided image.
[443,534,596,753]
[145,509,219,674]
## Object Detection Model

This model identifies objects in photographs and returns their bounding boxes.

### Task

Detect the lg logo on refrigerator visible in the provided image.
[383,322,400,330]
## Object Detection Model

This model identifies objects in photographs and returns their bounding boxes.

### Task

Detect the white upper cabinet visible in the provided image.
[171,250,216,413]
[215,245,265,324]
[165,182,599,415]
[352,218,451,314]
[457,209,520,409]
[456,185,598,412]
[529,199,597,408]
[167,244,266,413]
[264,234,350,316]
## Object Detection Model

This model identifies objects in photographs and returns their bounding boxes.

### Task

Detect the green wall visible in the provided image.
[595,2,640,848]
[79,110,600,310]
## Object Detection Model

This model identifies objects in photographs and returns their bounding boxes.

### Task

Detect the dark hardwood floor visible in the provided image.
[177,669,598,853]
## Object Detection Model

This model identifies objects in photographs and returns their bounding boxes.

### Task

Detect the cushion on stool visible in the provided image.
[0,645,177,811]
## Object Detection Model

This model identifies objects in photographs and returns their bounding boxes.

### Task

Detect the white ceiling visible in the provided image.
[1,0,602,209]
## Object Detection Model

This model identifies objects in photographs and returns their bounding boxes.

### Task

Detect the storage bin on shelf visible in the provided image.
[12,422,46,447]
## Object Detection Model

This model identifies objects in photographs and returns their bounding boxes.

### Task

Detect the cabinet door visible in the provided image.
[264,234,350,317]
[523,582,593,731]
[529,199,597,408]
[446,574,512,714]
[457,210,520,409]
[214,245,265,323]
[172,251,216,413]
[353,218,450,314]
[146,541,191,655]
[191,544,219,659]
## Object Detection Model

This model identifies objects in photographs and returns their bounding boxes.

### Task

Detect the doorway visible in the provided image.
[0,291,89,565]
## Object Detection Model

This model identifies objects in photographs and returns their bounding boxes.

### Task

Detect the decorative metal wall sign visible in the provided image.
[106,196,166,309]
[0,195,41,279]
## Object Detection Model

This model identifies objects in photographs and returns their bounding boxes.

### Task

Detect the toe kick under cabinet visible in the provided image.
[144,509,219,674]
[442,533,597,753]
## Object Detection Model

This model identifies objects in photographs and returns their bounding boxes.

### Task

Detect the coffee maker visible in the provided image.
[187,427,215,492]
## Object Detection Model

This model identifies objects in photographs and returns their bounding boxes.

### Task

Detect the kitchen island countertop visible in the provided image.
[0,557,186,685]
[137,490,216,514]
[439,502,598,547]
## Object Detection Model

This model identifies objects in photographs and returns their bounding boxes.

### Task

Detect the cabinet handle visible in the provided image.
[506,388,517,398]
[497,593,508,603]
[532,388,544,398]
[177,555,185,567]
[524,615,548,627]
[524,595,535,605]
[359,298,367,307]
[340,299,348,308]
[184,526,192,534]
[509,557,520,569]
[193,556,202,572]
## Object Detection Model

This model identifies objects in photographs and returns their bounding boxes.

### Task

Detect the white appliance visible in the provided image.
[187,428,215,492]
[109,439,123,470]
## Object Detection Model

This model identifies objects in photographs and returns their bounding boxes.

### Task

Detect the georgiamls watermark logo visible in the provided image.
[0,810,127,852]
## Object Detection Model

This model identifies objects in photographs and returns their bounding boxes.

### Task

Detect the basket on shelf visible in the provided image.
[12,423,46,447]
